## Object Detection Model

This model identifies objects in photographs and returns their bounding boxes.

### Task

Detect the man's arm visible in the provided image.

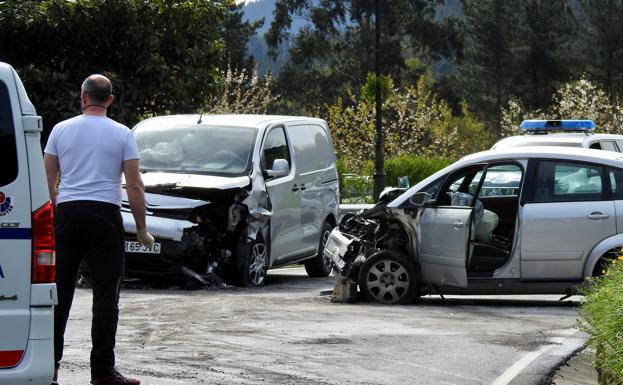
[123,159,154,247]
[43,154,59,206]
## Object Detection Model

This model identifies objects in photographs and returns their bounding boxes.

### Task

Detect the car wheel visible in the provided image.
[238,237,268,287]
[358,250,418,304]
[304,222,334,278]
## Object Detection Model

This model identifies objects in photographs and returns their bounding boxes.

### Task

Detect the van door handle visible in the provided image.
[587,212,609,220]
[292,184,299,192]
[453,221,465,229]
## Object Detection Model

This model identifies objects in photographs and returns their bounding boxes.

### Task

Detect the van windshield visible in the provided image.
[133,124,257,176]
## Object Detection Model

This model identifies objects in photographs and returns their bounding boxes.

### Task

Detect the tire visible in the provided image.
[358,250,418,304]
[237,236,269,287]
[304,222,334,278]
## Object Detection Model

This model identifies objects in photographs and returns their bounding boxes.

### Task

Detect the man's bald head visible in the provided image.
[81,74,113,103]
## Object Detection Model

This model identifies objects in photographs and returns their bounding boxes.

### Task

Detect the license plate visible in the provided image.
[124,241,161,254]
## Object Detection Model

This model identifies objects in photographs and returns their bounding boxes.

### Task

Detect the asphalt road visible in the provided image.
[56,268,585,385]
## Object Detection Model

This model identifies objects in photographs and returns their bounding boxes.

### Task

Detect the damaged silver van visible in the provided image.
[121,114,339,286]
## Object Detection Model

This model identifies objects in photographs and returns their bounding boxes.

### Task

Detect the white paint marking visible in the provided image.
[491,329,578,385]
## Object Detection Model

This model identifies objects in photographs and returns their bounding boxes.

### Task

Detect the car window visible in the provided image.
[617,140,623,151]
[609,168,623,199]
[534,161,603,202]
[477,164,522,197]
[262,126,291,171]
[599,140,618,152]
[134,124,256,176]
[437,166,483,206]
[0,80,18,186]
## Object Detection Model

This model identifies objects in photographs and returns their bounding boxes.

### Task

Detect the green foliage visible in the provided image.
[579,253,623,383]
[325,75,491,171]
[501,77,623,136]
[0,0,256,136]
[384,155,453,189]
[338,155,452,204]
[578,0,623,103]
[266,0,460,114]
[360,73,394,104]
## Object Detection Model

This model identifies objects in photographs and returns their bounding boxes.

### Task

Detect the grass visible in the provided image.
[579,252,623,383]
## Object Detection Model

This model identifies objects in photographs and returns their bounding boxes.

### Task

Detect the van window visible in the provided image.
[262,126,290,170]
[288,124,332,174]
[0,81,18,186]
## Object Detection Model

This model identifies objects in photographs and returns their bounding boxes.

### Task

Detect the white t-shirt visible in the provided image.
[44,115,139,206]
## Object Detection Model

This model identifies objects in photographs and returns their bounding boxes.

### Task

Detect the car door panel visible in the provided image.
[260,125,302,263]
[522,201,615,279]
[418,207,471,287]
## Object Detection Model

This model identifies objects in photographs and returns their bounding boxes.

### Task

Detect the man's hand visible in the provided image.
[136,228,155,248]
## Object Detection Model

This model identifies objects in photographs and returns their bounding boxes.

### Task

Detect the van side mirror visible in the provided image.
[409,192,434,207]
[266,158,290,179]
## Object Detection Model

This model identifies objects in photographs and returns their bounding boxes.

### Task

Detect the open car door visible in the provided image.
[417,165,486,288]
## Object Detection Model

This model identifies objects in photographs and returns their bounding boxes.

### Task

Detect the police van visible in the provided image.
[0,62,57,384]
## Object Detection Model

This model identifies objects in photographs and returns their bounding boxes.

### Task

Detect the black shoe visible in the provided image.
[90,370,140,385]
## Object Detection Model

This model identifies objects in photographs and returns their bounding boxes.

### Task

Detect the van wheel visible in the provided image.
[237,237,268,287]
[358,250,417,304]
[304,222,334,278]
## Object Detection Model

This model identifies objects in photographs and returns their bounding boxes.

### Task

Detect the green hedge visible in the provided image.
[579,255,623,384]
[338,155,453,203]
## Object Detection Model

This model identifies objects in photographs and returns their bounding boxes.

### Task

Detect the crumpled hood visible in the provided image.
[140,172,251,190]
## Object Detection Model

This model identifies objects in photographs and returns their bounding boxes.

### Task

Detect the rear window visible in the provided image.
[0,81,18,186]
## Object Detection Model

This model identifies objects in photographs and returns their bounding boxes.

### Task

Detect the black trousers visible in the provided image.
[53,200,124,377]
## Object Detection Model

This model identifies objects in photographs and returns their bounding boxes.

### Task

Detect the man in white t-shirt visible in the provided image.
[43,74,154,385]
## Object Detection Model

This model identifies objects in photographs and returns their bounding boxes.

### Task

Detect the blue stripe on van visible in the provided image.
[0,228,32,239]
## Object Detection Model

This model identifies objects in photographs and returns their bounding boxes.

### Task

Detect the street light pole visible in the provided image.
[372,0,385,202]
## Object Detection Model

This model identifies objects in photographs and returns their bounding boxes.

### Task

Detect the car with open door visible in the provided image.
[325,146,623,304]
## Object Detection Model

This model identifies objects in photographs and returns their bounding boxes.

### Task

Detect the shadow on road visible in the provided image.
[417,296,581,308]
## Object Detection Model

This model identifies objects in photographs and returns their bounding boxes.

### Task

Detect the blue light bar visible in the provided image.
[519,119,596,132]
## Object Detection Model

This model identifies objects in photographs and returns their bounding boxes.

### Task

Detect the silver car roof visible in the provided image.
[388,146,623,207]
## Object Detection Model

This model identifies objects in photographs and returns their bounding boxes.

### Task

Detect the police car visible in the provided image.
[0,63,57,384]
[493,119,623,152]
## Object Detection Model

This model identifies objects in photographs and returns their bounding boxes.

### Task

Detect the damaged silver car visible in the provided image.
[121,114,339,286]
[326,146,623,304]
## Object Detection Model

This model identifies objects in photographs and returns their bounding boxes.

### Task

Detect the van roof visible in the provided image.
[133,114,326,130]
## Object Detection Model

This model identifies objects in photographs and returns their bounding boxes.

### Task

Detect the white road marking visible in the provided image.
[491,329,578,385]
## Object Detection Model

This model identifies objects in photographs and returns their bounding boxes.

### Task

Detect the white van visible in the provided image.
[119,114,340,286]
[0,63,57,384]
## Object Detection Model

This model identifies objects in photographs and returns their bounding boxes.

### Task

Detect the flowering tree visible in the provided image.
[501,77,623,136]
[325,76,489,170]
[203,66,279,114]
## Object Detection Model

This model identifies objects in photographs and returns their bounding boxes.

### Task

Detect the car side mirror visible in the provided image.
[409,192,434,207]
[266,158,290,179]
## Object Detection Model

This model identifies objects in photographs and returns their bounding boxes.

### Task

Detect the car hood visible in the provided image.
[140,172,251,190]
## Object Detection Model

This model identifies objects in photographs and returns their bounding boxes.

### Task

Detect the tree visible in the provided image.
[458,0,524,138]
[515,0,579,109]
[0,0,254,138]
[220,1,264,71]
[578,0,623,104]
[204,66,279,114]
[325,76,490,170]
[266,0,459,114]
[500,77,623,137]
